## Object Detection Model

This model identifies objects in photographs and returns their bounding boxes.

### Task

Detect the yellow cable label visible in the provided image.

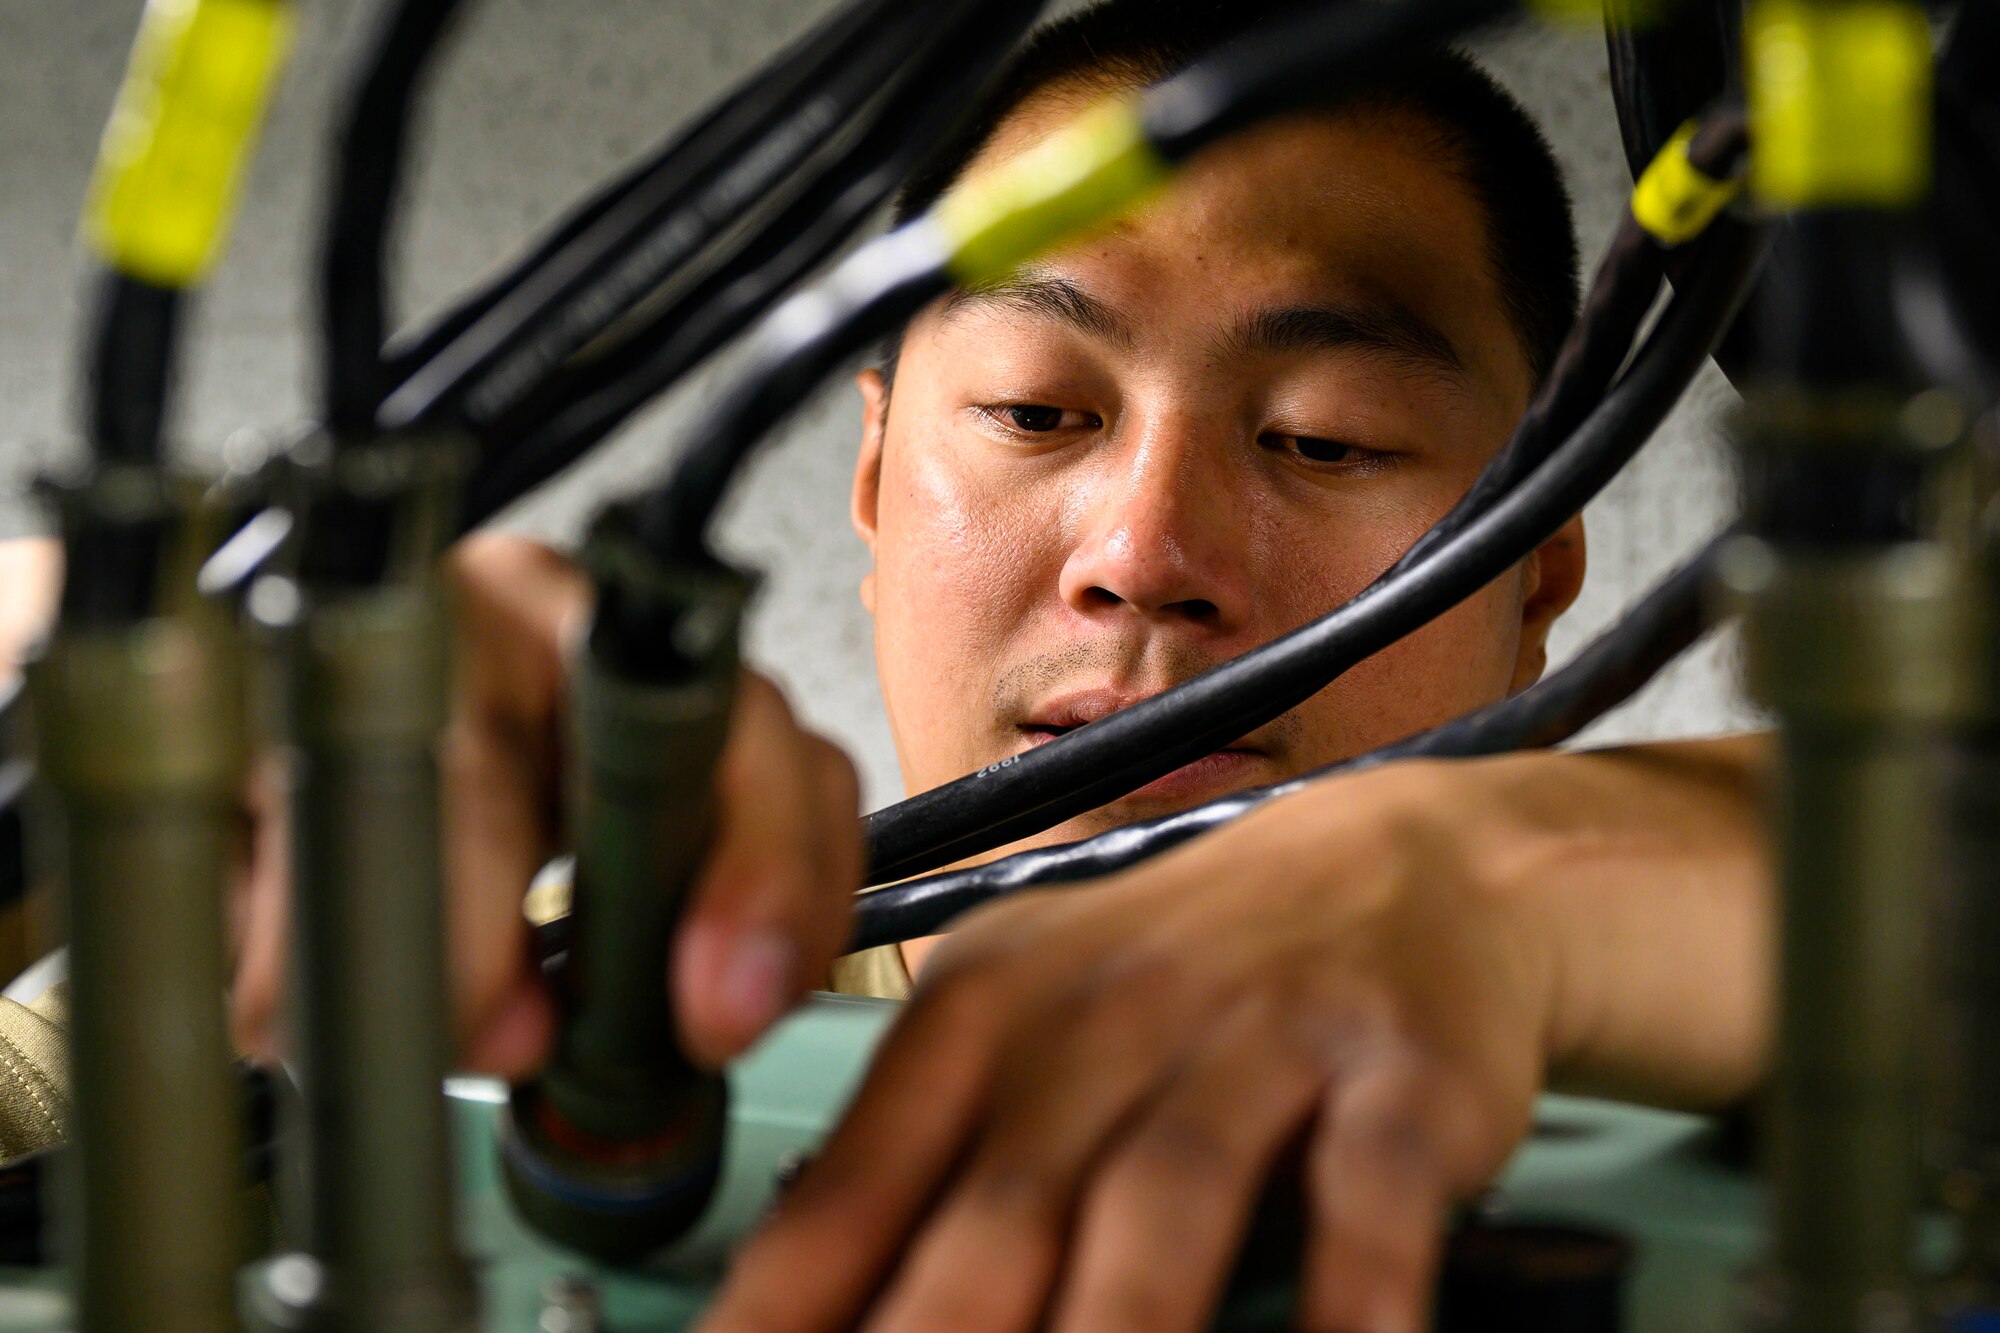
[937,97,1172,287]
[83,0,292,288]
[1747,0,1932,210]
[1630,120,1742,245]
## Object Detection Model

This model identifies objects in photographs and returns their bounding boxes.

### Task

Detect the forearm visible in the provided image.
[1462,735,1774,1110]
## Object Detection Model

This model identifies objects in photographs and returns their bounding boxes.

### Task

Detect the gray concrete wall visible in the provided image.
[0,1,1760,809]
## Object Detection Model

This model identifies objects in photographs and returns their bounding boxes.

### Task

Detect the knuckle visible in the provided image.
[919,912,1035,989]
[1290,972,1409,1064]
[1117,1112,1246,1195]
[954,888,1052,943]
[734,670,792,728]
[962,1148,1069,1221]
[909,947,1017,1030]
[1074,943,1194,1017]
[1338,1072,1461,1176]
[812,738,860,805]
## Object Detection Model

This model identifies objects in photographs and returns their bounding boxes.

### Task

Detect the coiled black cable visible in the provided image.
[848,529,1726,951]
[856,219,1766,882]
[321,0,466,435]
[456,0,1045,530]
[375,0,886,398]
[376,0,960,433]
[1395,110,1746,573]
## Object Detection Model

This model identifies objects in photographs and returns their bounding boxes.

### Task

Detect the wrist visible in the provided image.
[1454,740,1773,1109]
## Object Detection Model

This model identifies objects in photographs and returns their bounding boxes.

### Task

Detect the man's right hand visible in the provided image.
[227,532,866,1078]
[702,738,1773,1333]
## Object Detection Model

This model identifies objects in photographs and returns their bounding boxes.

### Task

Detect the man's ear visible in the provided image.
[852,368,890,615]
[1510,514,1586,693]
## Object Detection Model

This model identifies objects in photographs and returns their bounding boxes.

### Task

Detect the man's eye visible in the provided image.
[980,404,1099,435]
[1263,433,1382,468]
[1296,437,1358,463]
[1008,404,1068,432]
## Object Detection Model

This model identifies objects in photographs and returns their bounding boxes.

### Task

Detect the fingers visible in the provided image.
[0,536,61,681]
[1047,993,1330,1333]
[698,955,1023,1333]
[439,706,559,1078]
[1297,1063,1478,1333]
[437,535,579,1077]
[675,672,864,1067]
[228,754,292,1060]
[861,955,1213,1333]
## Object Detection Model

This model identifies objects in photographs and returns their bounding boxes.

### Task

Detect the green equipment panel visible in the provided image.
[0,993,1767,1330]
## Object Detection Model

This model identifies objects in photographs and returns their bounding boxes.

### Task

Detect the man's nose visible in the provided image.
[1057,424,1253,633]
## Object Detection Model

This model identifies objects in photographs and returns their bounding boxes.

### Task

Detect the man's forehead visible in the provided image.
[937,78,1522,397]
[939,267,1470,390]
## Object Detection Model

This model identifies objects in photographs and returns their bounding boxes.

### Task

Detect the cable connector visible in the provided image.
[936,96,1171,287]
[500,506,752,1262]
[1631,120,1743,247]
[1747,0,1932,212]
[83,0,293,289]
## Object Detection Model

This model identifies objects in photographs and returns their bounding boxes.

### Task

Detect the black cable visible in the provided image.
[456,1,1043,529]
[1397,110,1747,572]
[473,0,1042,441]
[376,0,888,397]
[321,0,466,436]
[627,225,952,568]
[376,0,946,433]
[71,271,180,624]
[457,146,903,529]
[848,530,1726,952]
[85,272,180,465]
[1137,0,1513,160]
[857,219,1767,883]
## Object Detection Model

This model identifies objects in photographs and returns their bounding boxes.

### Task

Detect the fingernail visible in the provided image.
[718,932,795,1040]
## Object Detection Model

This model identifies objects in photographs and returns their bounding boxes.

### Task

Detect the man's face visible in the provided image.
[853,79,1585,850]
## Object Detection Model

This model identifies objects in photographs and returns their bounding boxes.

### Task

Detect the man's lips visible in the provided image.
[1015,688,1265,799]
[1021,687,1217,732]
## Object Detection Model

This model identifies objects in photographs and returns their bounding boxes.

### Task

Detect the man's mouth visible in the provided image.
[1015,690,1266,801]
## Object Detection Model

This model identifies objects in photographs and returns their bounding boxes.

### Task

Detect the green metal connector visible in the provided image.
[28,471,249,1333]
[1724,397,1980,1333]
[247,435,475,1332]
[499,504,750,1264]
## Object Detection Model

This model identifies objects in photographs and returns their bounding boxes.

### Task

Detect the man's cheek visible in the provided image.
[882,460,1059,644]
[1349,592,1520,729]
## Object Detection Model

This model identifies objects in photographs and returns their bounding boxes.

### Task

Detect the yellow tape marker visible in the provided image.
[936,97,1173,287]
[1630,121,1742,245]
[83,0,292,288]
[1747,0,1932,210]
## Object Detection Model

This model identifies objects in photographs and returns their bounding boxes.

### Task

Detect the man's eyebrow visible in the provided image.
[1223,303,1467,382]
[939,273,1133,347]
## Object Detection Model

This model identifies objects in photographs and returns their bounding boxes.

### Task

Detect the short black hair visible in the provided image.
[888,0,1580,384]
